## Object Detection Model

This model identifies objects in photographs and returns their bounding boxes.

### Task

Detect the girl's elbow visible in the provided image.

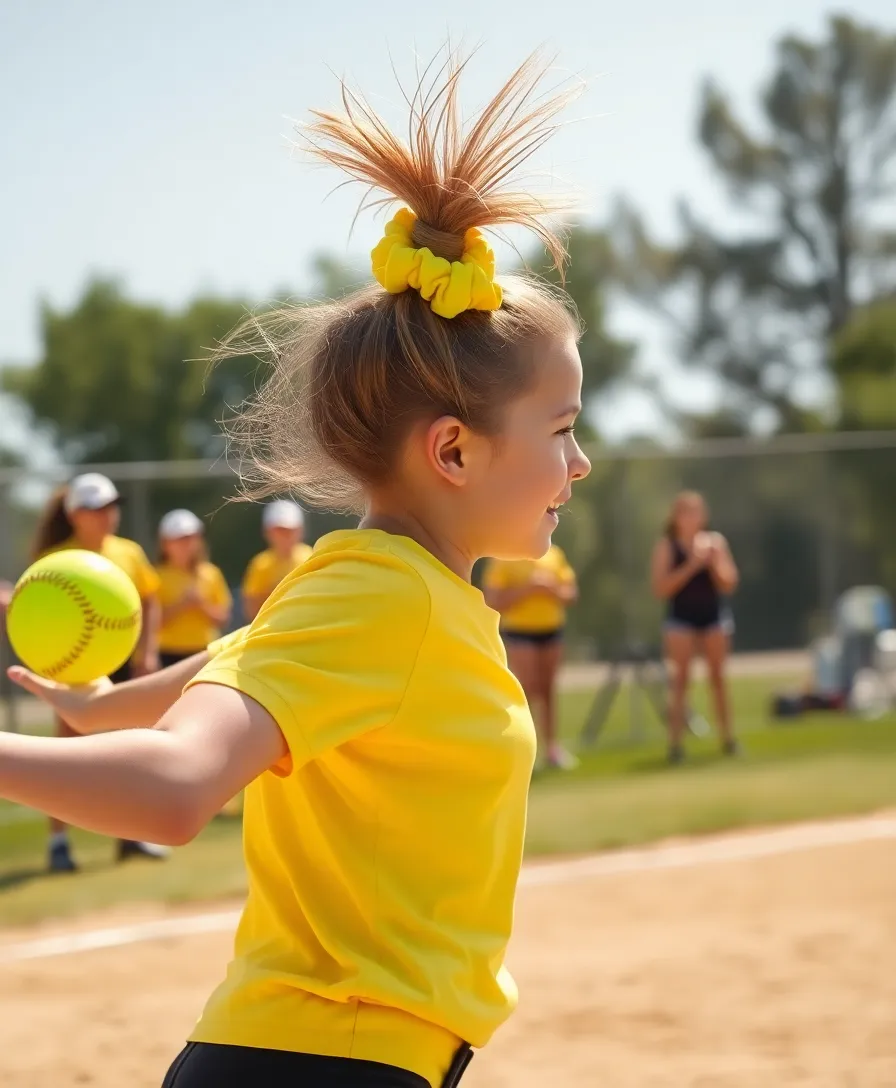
[156,792,211,846]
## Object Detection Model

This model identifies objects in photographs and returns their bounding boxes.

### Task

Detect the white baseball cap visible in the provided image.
[64,473,120,514]
[262,499,304,530]
[159,508,205,540]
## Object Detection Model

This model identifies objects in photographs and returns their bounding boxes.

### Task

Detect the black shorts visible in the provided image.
[162,1042,473,1088]
[108,661,133,685]
[502,628,564,647]
[664,609,734,636]
[159,650,200,670]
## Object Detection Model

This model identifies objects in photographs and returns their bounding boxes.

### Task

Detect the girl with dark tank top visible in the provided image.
[650,491,740,764]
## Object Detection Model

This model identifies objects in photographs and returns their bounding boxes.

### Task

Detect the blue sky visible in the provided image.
[2,0,892,438]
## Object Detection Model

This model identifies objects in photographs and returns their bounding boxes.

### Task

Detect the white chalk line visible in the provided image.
[1,813,894,966]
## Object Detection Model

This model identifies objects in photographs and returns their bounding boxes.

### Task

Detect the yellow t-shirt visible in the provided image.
[206,625,248,659]
[156,561,232,654]
[188,530,536,1087]
[42,535,160,600]
[241,543,312,604]
[483,545,576,634]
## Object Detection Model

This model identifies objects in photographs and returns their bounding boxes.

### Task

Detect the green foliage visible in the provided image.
[538,225,635,404]
[832,299,896,429]
[3,280,257,463]
[615,15,896,433]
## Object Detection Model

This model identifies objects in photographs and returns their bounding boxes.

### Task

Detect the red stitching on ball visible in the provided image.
[7,568,141,679]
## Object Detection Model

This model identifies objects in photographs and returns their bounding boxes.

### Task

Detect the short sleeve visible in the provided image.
[132,544,161,598]
[189,549,431,774]
[207,625,249,659]
[241,554,266,597]
[482,560,509,590]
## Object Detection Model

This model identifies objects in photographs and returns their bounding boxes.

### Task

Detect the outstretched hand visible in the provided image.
[6,667,112,733]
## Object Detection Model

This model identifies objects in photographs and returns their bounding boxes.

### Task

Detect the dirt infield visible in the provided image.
[1,818,893,1087]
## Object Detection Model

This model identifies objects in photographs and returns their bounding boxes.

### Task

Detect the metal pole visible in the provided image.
[128,478,153,552]
[818,451,838,621]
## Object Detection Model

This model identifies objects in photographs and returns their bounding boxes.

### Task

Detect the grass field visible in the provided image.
[1,671,895,927]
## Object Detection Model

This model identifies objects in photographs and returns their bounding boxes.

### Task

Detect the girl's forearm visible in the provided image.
[83,652,210,731]
[136,597,161,657]
[0,730,202,844]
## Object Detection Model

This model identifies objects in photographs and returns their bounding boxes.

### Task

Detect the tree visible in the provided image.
[616,15,896,432]
[831,297,896,429]
[3,280,258,463]
[538,224,636,413]
[828,299,896,588]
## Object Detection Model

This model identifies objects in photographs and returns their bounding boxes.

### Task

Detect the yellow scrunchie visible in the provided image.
[371,208,503,320]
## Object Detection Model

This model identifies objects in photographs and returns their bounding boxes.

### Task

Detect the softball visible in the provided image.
[6,550,142,685]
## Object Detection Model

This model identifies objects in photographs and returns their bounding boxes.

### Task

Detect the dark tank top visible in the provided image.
[667,537,722,626]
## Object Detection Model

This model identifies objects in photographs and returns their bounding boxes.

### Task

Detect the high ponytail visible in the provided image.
[218,51,582,514]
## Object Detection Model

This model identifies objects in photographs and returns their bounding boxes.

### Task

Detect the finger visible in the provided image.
[6,666,59,700]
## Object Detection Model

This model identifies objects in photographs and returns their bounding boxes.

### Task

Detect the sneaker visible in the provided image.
[722,738,741,758]
[545,746,579,771]
[48,839,78,874]
[117,840,170,863]
[667,744,685,766]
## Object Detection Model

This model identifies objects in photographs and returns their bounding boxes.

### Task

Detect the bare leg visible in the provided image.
[537,639,571,766]
[703,626,735,748]
[664,628,697,756]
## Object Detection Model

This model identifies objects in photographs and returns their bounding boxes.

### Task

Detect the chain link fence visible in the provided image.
[3,431,896,727]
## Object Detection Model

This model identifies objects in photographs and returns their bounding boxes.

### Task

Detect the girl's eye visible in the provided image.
[556,425,575,436]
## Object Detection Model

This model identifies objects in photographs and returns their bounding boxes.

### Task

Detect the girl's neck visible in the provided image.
[361,508,473,582]
[74,530,107,552]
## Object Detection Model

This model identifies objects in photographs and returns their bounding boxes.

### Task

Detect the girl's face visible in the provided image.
[265,525,301,555]
[70,502,120,543]
[674,495,707,538]
[163,533,203,567]
[466,334,591,560]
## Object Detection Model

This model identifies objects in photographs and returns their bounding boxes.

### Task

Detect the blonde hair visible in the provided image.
[221,52,581,514]
[665,490,707,537]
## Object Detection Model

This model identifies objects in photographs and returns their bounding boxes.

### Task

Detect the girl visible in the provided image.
[0,55,589,1088]
[30,472,165,870]
[241,500,311,621]
[156,509,232,668]
[483,546,579,769]
[651,490,740,763]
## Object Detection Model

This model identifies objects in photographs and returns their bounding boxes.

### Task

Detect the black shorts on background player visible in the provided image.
[162,1042,473,1088]
[159,650,197,670]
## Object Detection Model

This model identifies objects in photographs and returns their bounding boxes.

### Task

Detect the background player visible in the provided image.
[651,490,740,763]
[30,472,166,870]
[156,509,232,668]
[241,500,311,621]
[483,546,579,769]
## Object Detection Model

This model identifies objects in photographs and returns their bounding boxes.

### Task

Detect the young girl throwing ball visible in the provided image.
[0,53,589,1087]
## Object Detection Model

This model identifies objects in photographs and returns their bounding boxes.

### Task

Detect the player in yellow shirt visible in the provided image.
[156,509,233,667]
[0,56,591,1087]
[241,500,312,621]
[30,472,165,871]
[483,545,579,770]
